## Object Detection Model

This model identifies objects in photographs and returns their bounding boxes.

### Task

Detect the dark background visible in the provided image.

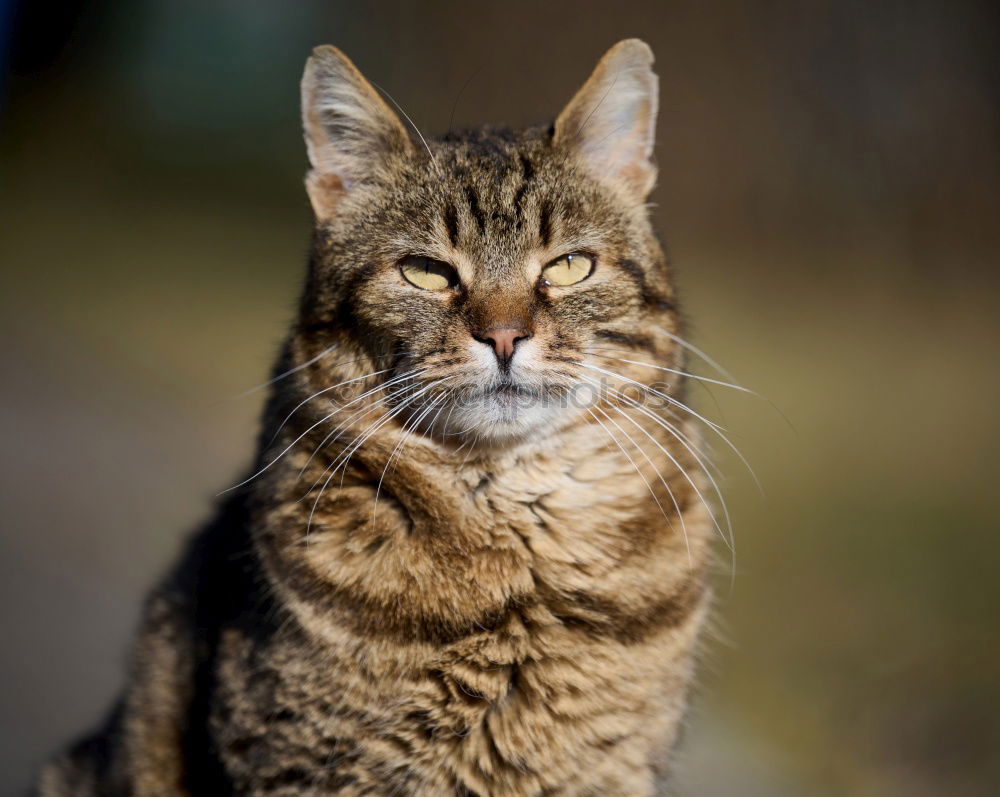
[2,1,999,794]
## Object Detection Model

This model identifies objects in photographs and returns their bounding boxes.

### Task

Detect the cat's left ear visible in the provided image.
[553,39,659,203]
[301,46,413,220]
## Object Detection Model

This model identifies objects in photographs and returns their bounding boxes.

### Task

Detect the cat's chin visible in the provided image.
[433,390,578,449]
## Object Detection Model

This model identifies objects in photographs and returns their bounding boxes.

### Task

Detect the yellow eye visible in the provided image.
[400,256,459,291]
[541,253,595,287]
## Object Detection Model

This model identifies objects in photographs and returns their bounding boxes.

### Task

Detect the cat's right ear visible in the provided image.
[301,46,412,220]
[553,39,659,203]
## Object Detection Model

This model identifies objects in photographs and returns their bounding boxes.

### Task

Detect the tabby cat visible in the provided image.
[36,39,718,796]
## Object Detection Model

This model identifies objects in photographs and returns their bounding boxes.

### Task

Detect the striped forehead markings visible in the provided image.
[512,153,534,225]
[446,154,545,246]
[443,201,459,247]
[463,184,486,234]
[539,200,552,248]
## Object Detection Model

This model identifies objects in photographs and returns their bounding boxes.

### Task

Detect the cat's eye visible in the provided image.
[540,253,595,287]
[399,256,460,291]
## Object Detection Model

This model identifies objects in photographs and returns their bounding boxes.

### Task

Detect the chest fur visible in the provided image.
[239,431,708,791]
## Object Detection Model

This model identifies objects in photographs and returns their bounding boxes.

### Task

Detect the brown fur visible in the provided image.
[36,40,715,795]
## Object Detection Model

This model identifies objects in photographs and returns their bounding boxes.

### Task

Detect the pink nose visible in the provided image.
[476,327,532,363]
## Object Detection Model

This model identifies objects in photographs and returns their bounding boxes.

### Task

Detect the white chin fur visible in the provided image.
[434,391,577,447]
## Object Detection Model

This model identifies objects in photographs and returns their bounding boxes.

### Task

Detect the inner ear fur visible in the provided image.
[301,45,413,220]
[554,39,659,202]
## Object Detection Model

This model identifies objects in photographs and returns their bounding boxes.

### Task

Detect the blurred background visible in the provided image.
[2,0,998,794]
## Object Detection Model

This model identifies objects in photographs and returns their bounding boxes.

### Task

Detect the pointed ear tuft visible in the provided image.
[553,39,659,202]
[301,46,412,219]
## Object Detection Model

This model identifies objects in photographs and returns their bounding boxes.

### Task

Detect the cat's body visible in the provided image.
[37,40,716,796]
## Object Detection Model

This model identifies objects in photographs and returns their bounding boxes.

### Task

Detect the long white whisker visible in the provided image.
[221,368,422,494]
[307,407,412,534]
[582,373,724,540]
[438,390,461,439]
[618,389,722,478]
[588,403,691,565]
[305,376,456,536]
[584,406,684,556]
[458,425,482,468]
[578,361,760,492]
[371,391,450,530]
[296,374,428,479]
[578,361,726,433]
[371,80,439,172]
[587,375,735,542]
[309,380,454,533]
[589,345,792,434]
[424,395,452,446]
[221,409,340,494]
[587,376,723,480]
[267,366,405,448]
[587,350,753,393]
[230,343,338,398]
[663,330,738,383]
[588,376,734,556]
[590,372,736,548]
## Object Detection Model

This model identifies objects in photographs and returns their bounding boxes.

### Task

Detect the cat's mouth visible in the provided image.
[425,376,575,445]
[478,382,542,404]
[488,383,535,397]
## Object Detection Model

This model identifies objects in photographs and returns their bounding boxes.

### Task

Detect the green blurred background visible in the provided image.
[2,1,998,794]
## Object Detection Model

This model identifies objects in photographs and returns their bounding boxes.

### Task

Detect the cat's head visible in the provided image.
[295,40,680,448]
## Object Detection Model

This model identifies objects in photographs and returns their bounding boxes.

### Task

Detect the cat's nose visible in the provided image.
[474,326,533,364]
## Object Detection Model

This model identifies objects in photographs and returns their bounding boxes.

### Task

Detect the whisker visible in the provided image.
[230,343,339,398]
[439,392,461,438]
[588,403,691,565]
[220,409,341,495]
[221,367,423,494]
[588,345,792,434]
[424,395,453,445]
[588,374,737,543]
[578,374,739,572]
[371,80,439,172]
[458,425,482,467]
[578,361,760,491]
[310,382,455,534]
[584,406,688,560]
[582,373,725,546]
[662,330,738,384]
[586,350,753,393]
[305,376,456,536]
[447,64,484,134]
[578,361,727,433]
[265,366,399,448]
[296,374,428,480]
[589,377,734,556]
[592,377,723,479]
[372,390,451,530]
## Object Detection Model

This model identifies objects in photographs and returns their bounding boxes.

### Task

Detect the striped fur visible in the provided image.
[37,40,715,795]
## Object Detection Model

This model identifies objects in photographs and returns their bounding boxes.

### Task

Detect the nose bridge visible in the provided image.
[466,281,535,366]
[468,282,534,334]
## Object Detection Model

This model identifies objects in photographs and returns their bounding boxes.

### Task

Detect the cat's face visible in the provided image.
[298,41,679,447]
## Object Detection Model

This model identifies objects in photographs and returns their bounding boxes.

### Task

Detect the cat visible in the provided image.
[36,39,716,796]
